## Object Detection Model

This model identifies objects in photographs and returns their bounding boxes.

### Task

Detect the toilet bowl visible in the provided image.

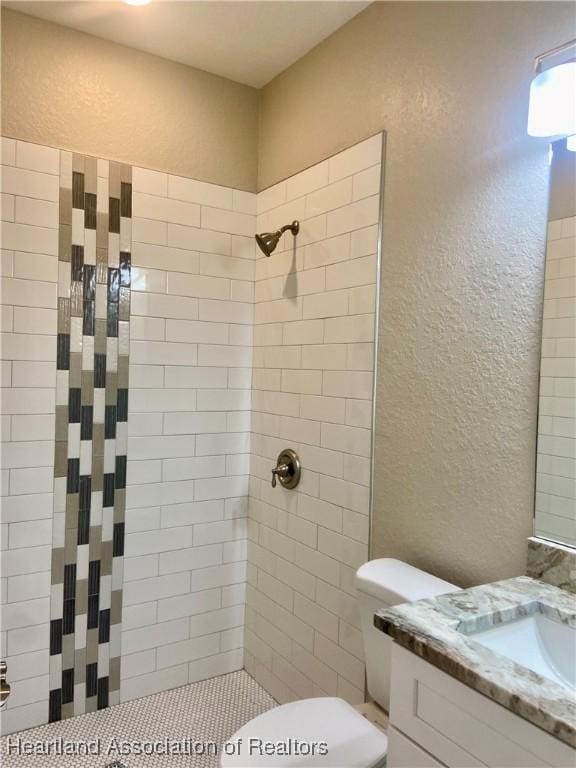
[220,697,388,767]
[221,559,459,767]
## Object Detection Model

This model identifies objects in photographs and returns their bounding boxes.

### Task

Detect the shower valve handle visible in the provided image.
[270,449,301,490]
[271,463,290,488]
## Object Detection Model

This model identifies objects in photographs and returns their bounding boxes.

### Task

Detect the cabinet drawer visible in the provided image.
[389,645,575,768]
[388,726,446,767]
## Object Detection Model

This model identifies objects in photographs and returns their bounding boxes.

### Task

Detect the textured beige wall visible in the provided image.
[259,2,574,587]
[1,9,259,191]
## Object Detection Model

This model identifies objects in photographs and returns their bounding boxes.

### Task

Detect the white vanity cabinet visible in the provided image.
[387,645,575,768]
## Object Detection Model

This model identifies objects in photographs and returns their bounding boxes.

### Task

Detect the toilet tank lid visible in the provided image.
[355,558,460,604]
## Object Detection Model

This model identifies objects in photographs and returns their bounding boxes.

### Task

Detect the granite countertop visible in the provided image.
[375,576,576,748]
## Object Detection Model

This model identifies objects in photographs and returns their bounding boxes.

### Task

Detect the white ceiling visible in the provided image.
[7,1,370,87]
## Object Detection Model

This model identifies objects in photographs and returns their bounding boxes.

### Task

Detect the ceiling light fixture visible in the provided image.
[123,0,151,6]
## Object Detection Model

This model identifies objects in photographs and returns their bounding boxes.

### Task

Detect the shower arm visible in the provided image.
[279,221,299,236]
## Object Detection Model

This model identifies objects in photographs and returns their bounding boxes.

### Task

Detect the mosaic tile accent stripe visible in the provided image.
[49,153,132,722]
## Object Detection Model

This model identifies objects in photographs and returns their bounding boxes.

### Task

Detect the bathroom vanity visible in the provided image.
[376,577,576,767]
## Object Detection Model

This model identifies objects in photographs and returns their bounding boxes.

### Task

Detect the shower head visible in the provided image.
[255,220,300,257]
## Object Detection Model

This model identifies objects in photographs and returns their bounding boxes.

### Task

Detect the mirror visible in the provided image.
[534,138,576,548]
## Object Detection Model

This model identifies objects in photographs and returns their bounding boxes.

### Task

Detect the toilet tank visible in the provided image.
[355,559,460,712]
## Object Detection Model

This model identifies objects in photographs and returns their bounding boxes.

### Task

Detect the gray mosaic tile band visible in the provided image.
[50,153,132,722]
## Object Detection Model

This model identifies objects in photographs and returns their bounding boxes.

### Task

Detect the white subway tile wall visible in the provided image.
[0,134,382,732]
[1,138,58,734]
[246,134,382,705]
[122,166,255,703]
[535,215,576,547]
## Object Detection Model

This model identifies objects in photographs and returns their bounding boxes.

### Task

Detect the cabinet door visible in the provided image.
[389,645,575,768]
[388,726,446,767]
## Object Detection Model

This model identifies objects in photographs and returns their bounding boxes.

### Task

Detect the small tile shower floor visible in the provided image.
[1,671,276,768]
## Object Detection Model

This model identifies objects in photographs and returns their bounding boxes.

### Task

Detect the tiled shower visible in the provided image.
[0,133,382,734]
[246,134,382,703]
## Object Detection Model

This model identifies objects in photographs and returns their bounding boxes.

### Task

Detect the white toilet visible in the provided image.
[221,559,459,767]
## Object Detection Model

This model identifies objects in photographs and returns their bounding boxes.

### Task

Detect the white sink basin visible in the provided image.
[467,608,575,690]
